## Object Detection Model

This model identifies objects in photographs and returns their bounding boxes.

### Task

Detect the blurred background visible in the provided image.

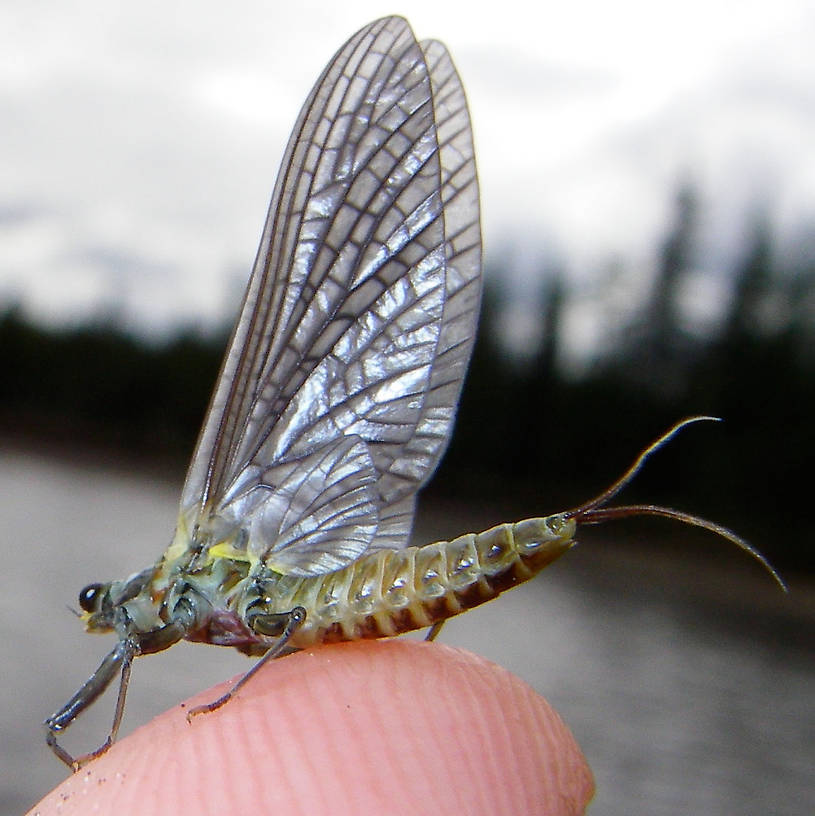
[2,2,813,814]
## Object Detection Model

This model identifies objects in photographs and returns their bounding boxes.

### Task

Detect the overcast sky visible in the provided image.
[1,0,813,347]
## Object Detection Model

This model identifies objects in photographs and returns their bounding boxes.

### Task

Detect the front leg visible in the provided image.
[44,636,137,769]
[45,599,195,769]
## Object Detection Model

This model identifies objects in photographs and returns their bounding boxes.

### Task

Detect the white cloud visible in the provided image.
[1,0,813,345]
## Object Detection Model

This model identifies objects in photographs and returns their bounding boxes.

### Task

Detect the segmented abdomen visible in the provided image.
[264,514,576,649]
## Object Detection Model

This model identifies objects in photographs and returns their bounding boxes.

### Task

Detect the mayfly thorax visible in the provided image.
[44,16,785,770]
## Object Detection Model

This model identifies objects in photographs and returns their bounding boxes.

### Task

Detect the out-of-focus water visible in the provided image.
[2,452,812,815]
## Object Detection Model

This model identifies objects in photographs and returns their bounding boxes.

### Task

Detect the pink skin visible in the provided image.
[29,640,594,815]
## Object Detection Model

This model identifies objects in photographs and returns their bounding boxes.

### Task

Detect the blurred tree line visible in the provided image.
[442,185,813,572]
[1,185,812,571]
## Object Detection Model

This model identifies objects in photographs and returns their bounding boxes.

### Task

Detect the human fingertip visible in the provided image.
[28,640,593,815]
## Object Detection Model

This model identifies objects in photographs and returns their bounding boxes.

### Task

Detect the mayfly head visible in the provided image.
[75,582,115,632]
[78,582,105,613]
[76,567,156,633]
[563,416,787,591]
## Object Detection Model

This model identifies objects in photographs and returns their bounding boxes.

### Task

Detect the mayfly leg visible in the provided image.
[46,600,193,768]
[186,606,306,721]
[425,621,445,641]
[44,636,137,769]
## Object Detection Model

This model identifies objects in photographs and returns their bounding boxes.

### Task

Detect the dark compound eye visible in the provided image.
[78,583,104,613]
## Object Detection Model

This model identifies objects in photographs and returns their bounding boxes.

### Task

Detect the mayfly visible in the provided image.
[44,16,784,769]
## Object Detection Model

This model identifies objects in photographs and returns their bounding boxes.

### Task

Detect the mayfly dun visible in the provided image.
[44,16,785,769]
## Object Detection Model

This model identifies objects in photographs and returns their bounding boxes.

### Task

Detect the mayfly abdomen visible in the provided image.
[258,515,577,649]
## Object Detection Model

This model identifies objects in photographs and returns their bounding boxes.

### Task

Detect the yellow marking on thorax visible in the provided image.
[207,540,256,565]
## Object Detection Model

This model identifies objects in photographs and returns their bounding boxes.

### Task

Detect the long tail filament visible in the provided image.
[563,417,787,591]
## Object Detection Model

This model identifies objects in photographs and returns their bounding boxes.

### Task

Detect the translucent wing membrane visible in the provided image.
[180,17,481,575]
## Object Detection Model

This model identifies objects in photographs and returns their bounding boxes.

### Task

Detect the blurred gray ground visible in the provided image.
[1,451,812,816]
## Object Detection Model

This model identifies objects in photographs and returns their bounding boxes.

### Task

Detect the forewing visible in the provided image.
[179,17,481,574]
[369,38,482,551]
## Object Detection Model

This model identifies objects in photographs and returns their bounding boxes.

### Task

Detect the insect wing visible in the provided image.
[179,17,481,576]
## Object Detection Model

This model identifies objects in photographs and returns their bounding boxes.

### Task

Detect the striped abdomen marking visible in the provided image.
[264,514,577,649]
